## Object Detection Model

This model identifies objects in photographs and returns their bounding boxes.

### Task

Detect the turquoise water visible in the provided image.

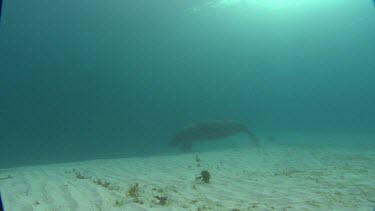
[0,0,374,168]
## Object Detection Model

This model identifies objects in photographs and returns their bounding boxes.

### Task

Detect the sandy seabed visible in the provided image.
[1,132,375,211]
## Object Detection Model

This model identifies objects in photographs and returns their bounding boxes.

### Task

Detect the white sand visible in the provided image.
[1,132,375,211]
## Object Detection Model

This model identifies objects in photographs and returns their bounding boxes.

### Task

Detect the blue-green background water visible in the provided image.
[0,0,374,168]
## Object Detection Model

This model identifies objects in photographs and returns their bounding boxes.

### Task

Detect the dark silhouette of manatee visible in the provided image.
[169,120,258,151]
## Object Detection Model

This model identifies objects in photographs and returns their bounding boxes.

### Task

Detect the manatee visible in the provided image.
[169,120,258,151]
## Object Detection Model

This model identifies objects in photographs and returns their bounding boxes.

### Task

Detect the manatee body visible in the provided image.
[169,120,258,151]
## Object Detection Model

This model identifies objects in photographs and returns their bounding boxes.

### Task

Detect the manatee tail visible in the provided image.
[246,131,260,147]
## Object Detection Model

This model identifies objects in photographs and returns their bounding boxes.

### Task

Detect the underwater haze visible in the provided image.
[0,0,375,168]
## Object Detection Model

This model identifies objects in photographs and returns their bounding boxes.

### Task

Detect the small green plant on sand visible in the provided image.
[127,183,142,203]
[195,170,210,183]
[114,199,124,207]
[71,169,87,179]
[93,179,111,189]
[154,196,168,205]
